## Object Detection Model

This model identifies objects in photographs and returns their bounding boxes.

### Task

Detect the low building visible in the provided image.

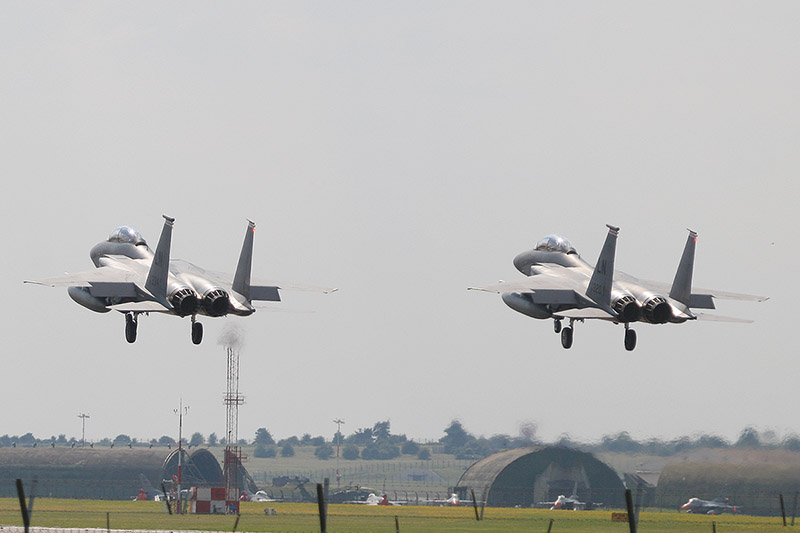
[0,446,255,500]
[455,446,625,508]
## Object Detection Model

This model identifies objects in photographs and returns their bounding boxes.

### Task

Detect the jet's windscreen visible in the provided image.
[535,235,576,254]
[108,226,147,246]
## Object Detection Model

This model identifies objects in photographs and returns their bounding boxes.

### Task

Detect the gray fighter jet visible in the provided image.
[470,225,766,351]
[25,215,335,344]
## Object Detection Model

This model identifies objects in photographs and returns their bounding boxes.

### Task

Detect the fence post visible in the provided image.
[625,489,637,533]
[15,479,30,533]
[316,483,326,533]
[792,491,798,526]
[780,493,788,527]
[546,518,554,533]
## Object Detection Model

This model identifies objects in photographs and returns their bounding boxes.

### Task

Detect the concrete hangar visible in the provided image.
[454,446,625,508]
[0,446,256,500]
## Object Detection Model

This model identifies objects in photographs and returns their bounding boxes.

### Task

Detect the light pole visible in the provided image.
[174,400,189,514]
[77,413,90,448]
[333,418,345,489]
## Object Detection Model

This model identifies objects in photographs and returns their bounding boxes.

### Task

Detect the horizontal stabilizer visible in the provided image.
[553,308,615,320]
[696,290,768,302]
[249,286,281,302]
[108,301,170,313]
[268,282,338,294]
[695,312,754,323]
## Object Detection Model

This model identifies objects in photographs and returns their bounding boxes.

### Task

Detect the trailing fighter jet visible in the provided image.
[680,494,739,515]
[25,215,335,344]
[469,225,766,351]
[539,483,592,510]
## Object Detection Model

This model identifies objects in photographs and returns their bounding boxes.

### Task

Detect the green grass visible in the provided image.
[0,498,794,532]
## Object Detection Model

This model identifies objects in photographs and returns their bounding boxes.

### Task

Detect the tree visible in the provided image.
[158,435,176,446]
[301,433,312,445]
[281,443,295,457]
[254,444,276,458]
[735,427,761,448]
[310,436,325,446]
[255,428,275,445]
[113,434,132,446]
[361,441,400,460]
[189,432,205,446]
[782,435,800,451]
[315,444,334,460]
[440,420,470,453]
[373,420,391,441]
[417,448,431,460]
[342,444,360,460]
[348,428,374,445]
[207,433,218,446]
[401,440,420,455]
[599,432,644,453]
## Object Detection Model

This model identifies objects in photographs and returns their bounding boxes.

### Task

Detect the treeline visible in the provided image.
[4,423,799,460]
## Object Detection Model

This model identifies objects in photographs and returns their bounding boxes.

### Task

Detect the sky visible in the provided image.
[1,2,797,447]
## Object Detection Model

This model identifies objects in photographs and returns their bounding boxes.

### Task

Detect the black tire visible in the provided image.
[125,315,137,343]
[192,321,203,345]
[560,326,573,349]
[553,320,562,334]
[625,328,637,351]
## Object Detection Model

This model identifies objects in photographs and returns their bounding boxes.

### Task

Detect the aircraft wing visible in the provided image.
[469,276,597,308]
[468,275,577,295]
[25,267,140,287]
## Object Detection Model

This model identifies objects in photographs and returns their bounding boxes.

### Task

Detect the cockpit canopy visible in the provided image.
[107,226,147,246]
[535,234,577,254]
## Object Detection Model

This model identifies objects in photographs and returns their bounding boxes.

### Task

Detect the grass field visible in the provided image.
[0,498,794,532]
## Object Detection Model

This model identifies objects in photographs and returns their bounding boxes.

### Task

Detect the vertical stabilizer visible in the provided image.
[145,215,174,302]
[232,220,255,300]
[587,224,619,308]
[669,229,697,306]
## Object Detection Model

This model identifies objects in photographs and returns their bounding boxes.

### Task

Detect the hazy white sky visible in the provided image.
[1,2,797,446]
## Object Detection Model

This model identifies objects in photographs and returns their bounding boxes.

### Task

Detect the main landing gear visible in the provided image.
[191,316,203,345]
[125,313,138,343]
[624,323,637,351]
[553,318,638,351]
[124,312,204,345]
[556,318,575,349]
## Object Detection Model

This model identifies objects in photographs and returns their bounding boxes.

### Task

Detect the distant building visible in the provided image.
[455,446,625,508]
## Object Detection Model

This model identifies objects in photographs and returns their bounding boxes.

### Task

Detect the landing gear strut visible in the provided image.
[624,323,637,351]
[191,316,203,345]
[125,313,138,343]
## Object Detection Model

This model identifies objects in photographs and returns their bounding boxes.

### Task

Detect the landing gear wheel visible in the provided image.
[125,313,137,344]
[624,328,637,351]
[560,326,573,349]
[191,321,203,345]
[553,319,562,334]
